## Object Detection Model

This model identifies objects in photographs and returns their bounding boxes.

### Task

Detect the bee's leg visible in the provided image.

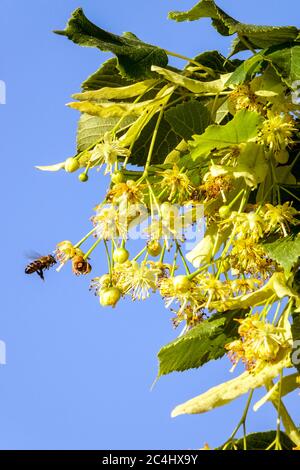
[37,270,45,281]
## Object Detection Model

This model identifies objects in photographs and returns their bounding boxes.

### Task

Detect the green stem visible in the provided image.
[176,241,190,275]
[275,371,283,449]
[237,35,257,55]
[133,246,147,261]
[103,240,112,277]
[171,248,179,277]
[143,107,165,176]
[74,227,97,249]
[270,158,281,204]
[228,188,246,209]
[289,149,300,171]
[146,178,161,214]
[159,242,166,263]
[267,380,300,447]
[111,80,161,137]
[222,390,254,450]
[83,237,102,260]
[188,263,210,281]
[210,92,220,123]
[272,300,283,325]
[280,185,300,204]
[164,49,215,76]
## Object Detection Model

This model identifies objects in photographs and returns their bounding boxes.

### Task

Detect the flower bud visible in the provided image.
[99,287,121,307]
[218,205,231,219]
[78,172,88,182]
[111,171,124,184]
[173,275,191,293]
[65,157,80,173]
[113,247,129,264]
[147,240,162,257]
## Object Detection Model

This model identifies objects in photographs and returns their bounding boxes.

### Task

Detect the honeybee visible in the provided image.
[25,254,56,280]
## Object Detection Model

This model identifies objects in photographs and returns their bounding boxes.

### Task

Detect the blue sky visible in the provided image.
[1,0,300,450]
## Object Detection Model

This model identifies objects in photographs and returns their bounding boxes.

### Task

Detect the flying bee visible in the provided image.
[25,254,57,280]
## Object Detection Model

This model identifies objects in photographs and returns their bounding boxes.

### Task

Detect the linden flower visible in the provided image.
[263,202,299,236]
[197,273,231,308]
[55,240,75,263]
[90,274,111,295]
[147,260,174,279]
[260,111,296,153]
[106,180,144,205]
[117,261,157,300]
[201,173,232,201]
[228,83,261,114]
[172,304,205,329]
[92,206,129,240]
[226,314,289,370]
[90,132,130,175]
[159,277,204,321]
[144,205,187,249]
[228,211,266,242]
[157,164,194,203]
[55,241,84,271]
[230,278,263,296]
[230,238,274,277]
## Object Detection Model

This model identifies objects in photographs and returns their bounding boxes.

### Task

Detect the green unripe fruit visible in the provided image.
[275,149,289,164]
[111,171,124,184]
[173,275,191,293]
[65,157,80,173]
[218,205,231,219]
[99,287,121,307]
[78,172,88,182]
[113,247,129,264]
[147,240,162,257]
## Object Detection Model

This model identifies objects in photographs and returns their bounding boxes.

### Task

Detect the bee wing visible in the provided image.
[24,250,44,260]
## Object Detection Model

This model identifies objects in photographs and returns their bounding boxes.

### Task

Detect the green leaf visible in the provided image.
[226,53,264,86]
[157,309,246,377]
[129,114,182,166]
[81,58,133,91]
[190,109,263,160]
[168,0,299,55]
[77,113,135,153]
[55,8,168,79]
[230,24,299,56]
[164,100,210,141]
[291,309,300,373]
[265,44,300,87]
[168,0,237,36]
[263,228,300,274]
[223,431,295,450]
